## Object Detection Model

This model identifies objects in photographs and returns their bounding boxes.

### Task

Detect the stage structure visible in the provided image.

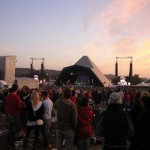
[56,56,112,87]
[115,56,133,77]
[30,58,45,75]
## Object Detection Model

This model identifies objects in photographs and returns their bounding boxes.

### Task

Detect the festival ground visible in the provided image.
[0,115,102,150]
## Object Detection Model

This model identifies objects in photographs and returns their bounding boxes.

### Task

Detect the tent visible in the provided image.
[136,82,150,87]
[55,56,112,87]
[0,80,8,89]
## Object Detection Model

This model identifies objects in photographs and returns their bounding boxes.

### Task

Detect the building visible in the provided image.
[55,56,112,87]
[0,56,16,85]
[15,77,39,89]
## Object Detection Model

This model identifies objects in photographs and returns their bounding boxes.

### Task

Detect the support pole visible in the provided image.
[41,62,44,75]
[30,58,33,75]
[115,58,118,76]
[129,61,132,77]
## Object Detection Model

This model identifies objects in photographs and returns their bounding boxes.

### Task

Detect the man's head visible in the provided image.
[63,88,72,99]
[11,84,19,92]
[42,90,49,98]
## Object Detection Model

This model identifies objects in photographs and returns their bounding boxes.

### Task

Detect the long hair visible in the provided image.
[30,90,41,104]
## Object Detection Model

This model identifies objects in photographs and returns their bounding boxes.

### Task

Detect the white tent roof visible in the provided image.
[75,56,112,87]
[0,80,7,85]
[136,82,150,86]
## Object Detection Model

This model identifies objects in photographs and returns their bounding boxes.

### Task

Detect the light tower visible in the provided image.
[115,56,133,78]
[30,58,45,75]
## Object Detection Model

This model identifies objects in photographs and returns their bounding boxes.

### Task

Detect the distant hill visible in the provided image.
[15,68,31,77]
[15,68,61,77]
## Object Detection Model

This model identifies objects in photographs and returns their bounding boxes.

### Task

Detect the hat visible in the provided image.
[108,92,122,104]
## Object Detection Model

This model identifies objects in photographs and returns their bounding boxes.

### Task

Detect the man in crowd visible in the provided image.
[41,90,53,148]
[54,88,78,150]
[20,86,31,136]
[5,83,22,148]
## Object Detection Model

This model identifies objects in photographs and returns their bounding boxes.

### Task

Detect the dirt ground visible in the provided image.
[0,115,102,150]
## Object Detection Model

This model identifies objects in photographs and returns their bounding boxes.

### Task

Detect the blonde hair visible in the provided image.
[30,90,41,103]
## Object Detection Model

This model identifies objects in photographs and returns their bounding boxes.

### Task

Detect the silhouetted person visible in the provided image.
[95,92,134,150]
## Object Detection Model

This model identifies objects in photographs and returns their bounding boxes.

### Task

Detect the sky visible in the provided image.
[0,0,150,78]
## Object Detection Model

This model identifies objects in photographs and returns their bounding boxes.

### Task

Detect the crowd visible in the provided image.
[0,84,150,150]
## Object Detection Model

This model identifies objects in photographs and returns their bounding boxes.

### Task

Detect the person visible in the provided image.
[0,90,5,113]
[5,83,22,148]
[23,90,44,150]
[137,96,150,150]
[76,96,94,150]
[123,90,131,111]
[41,90,53,148]
[95,92,134,150]
[54,88,78,150]
[70,90,77,104]
[130,90,137,109]
[129,98,143,150]
[20,86,31,136]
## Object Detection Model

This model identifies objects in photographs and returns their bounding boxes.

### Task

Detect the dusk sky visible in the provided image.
[0,0,150,78]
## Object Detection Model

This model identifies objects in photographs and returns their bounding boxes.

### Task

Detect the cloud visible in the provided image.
[134,54,150,77]
[0,46,14,52]
[83,0,150,57]
[100,0,150,31]
[110,36,136,54]
[133,40,150,61]
[107,39,150,77]
[82,0,150,77]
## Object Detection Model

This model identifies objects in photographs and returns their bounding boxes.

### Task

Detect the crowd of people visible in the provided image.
[0,84,150,150]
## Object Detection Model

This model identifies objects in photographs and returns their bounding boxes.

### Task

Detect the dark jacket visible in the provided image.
[95,104,134,147]
[138,110,150,150]
[129,99,143,150]
[27,101,44,122]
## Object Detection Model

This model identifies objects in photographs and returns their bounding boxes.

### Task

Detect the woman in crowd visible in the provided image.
[23,90,44,150]
[76,96,94,150]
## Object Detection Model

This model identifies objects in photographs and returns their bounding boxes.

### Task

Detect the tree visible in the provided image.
[130,74,143,85]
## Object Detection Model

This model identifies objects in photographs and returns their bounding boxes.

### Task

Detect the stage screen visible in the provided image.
[77,74,90,84]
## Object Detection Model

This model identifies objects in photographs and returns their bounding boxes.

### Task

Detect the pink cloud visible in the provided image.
[100,0,150,30]
[111,36,136,54]
[105,40,150,77]
[0,46,14,52]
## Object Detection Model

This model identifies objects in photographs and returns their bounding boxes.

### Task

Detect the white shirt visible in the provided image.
[42,97,53,120]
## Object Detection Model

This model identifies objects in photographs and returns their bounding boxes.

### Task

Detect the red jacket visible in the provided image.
[124,93,130,102]
[70,96,77,104]
[76,106,93,138]
[6,93,22,115]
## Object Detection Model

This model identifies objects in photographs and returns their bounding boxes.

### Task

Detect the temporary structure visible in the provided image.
[56,56,112,87]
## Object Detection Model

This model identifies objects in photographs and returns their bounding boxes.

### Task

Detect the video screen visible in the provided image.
[77,74,90,84]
